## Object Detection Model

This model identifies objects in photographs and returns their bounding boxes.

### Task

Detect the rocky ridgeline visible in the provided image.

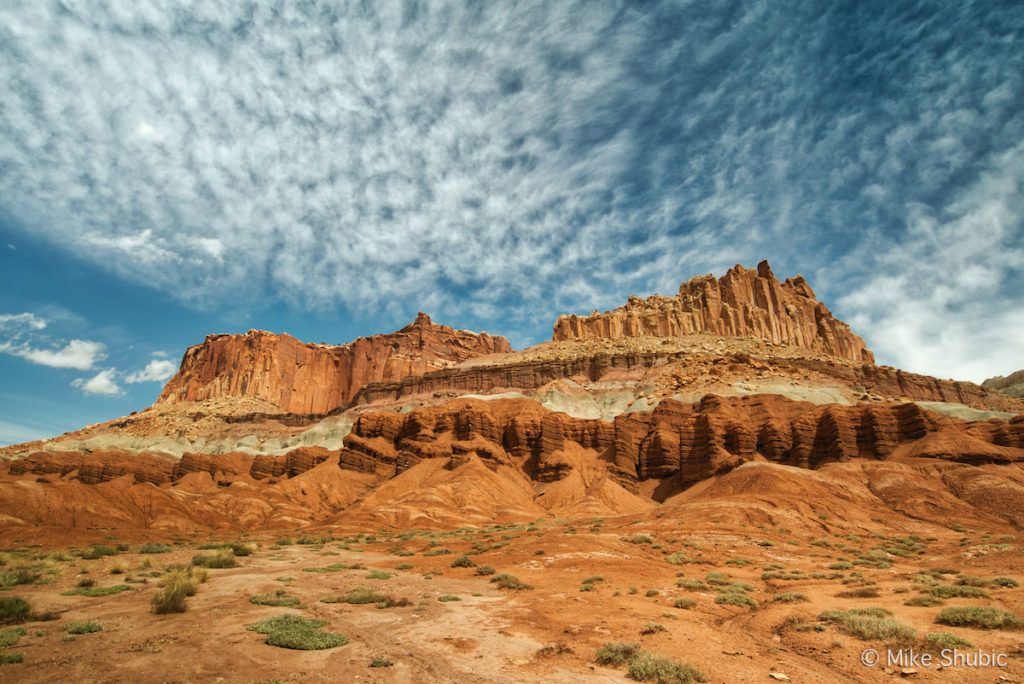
[553,261,874,364]
[156,313,510,414]
[12,397,1022,489]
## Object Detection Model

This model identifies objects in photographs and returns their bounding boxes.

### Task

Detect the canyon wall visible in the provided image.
[156,313,510,414]
[553,261,874,364]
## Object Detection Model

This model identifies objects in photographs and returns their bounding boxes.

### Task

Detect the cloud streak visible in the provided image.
[0,2,1021,379]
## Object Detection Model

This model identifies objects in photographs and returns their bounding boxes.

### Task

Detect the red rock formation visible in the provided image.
[553,261,874,364]
[156,313,510,414]
[335,397,1024,488]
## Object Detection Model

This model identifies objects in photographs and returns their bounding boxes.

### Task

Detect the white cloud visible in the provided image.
[2,339,106,371]
[71,368,123,396]
[0,312,46,331]
[125,359,177,383]
[0,312,106,370]
[0,3,1020,381]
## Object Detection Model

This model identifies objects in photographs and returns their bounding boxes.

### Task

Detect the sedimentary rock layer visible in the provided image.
[553,261,874,364]
[157,313,510,414]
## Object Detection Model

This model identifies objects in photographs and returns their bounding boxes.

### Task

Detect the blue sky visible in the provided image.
[1,1,1022,445]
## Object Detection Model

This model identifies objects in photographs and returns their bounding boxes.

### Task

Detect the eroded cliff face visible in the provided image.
[553,261,874,364]
[156,313,511,414]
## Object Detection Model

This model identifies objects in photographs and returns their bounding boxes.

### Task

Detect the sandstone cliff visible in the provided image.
[983,370,1024,398]
[553,261,873,364]
[157,313,510,414]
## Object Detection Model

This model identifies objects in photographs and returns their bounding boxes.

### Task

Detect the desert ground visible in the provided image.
[1,488,1022,683]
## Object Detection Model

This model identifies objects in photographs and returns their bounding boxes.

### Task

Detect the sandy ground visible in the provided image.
[1,516,1022,684]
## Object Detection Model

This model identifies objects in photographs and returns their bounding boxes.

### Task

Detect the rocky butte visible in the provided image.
[553,260,874,364]
[155,312,510,415]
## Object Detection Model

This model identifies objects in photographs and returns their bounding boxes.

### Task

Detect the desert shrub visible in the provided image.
[640,622,666,635]
[79,545,119,560]
[77,578,96,588]
[370,657,393,667]
[628,534,653,545]
[0,653,23,664]
[0,597,30,624]
[828,561,853,570]
[64,621,101,635]
[927,584,988,599]
[343,588,388,605]
[62,584,130,597]
[247,614,347,650]
[772,593,808,604]
[0,627,26,647]
[537,643,573,657]
[473,565,495,576]
[395,563,414,571]
[376,597,412,609]
[904,595,944,607]
[665,552,696,565]
[138,543,171,554]
[437,594,461,602]
[626,651,707,683]
[762,570,807,581]
[924,632,973,649]
[836,587,880,599]
[676,578,707,591]
[935,607,1023,630]
[422,548,454,556]
[490,573,531,590]
[275,537,294,546]
[715,592,756,608]
[673,598,696,609]
[302,563,346,573]
[152,567,207,614]
[993,577,1018,588]
[819,608,916,642]
[250,590,300,607]
[595,642,641,666]
[366,570,392,580]
[450,556,475,568]
[645,589,660,597]
[191,553,238,569]
[705,572,730,586]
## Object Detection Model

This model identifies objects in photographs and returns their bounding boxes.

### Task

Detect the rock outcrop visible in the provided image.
[983,370,1024,398]
[553,261,874,364]
[156,313,511,414]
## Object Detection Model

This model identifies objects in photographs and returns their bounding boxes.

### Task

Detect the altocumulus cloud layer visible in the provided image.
[0,2,1021,380]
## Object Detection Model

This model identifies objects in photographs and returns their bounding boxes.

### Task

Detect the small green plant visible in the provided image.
[369,656,394,667]
[152,567,207,614]
[645,589,659,597]
[0,597,30,624]
[62,584,131,597]
[79,545,119,560]
[773,592,808,604]
[250,590,301,607]
[924,632,973,649]
[437,594,461,602]
[640,622,665,635]
[138,543,171,554]
[904,595,944,607]
[191,553,238,569]
[450,556,475,568]
[64,621,102,635]
[595,642,641,666]
[676,578,707,591]
[673,597,695,609]
[626,651,706,683]
[819,608,916,641]
[628,534,653,545]
[247,614,348,650]
[0,653,23,665]
[0,627,26,647]
[935,607,1023,630]
[342,588,388,605]
[366,570,392,580]
[490,573,531,590]
[715,592,756,608]
[927,585,988,599]
[474,565,495,576]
